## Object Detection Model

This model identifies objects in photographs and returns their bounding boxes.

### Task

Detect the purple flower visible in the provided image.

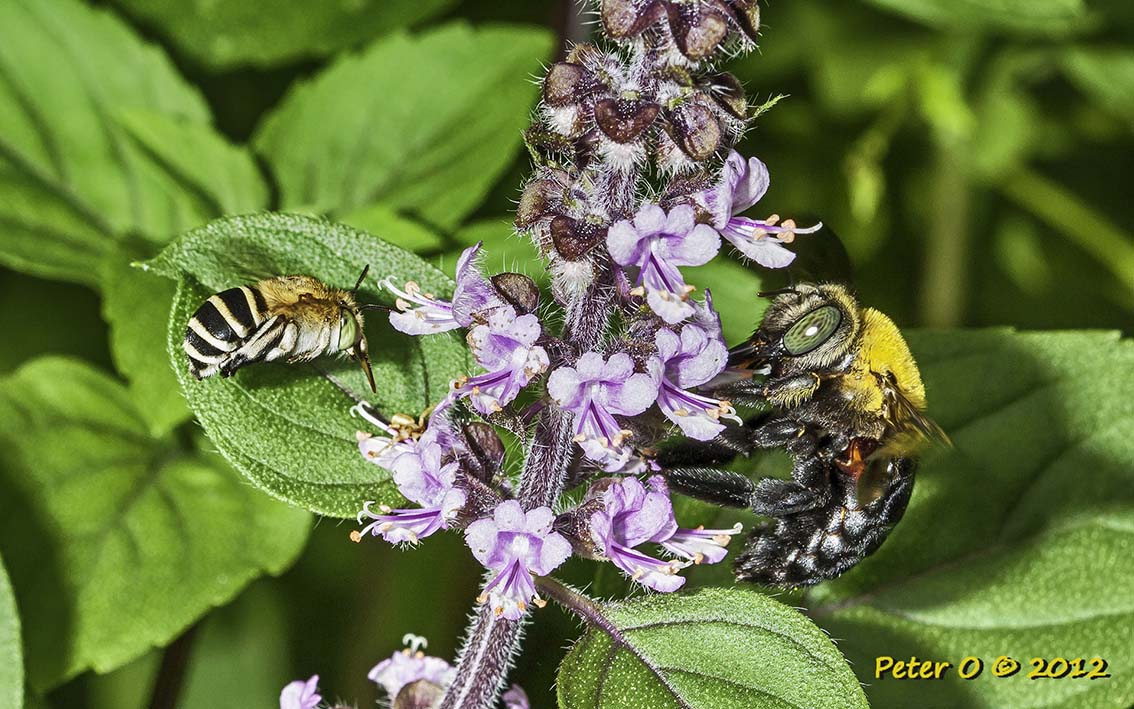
[369,634,454,699]
[354,409,465,545]
[503,684,531,709]
[465,500,572,620]
[660,524,744,565]
[279,675,321,709]
[589,475,686,592]
[452,306,550,415]
[698,151,822,268]
[384,242,503,335]
[654,294,740,440]
[607,204,720,324]
[547,352,660,471]
[588,476,742,590]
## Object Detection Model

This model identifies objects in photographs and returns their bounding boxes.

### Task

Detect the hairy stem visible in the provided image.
[535,576,618,635]
[439,271,615,708]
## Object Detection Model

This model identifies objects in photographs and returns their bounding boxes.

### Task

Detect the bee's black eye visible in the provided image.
[783,305,842,355]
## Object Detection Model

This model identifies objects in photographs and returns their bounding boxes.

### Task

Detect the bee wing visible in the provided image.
[886,384,951,448]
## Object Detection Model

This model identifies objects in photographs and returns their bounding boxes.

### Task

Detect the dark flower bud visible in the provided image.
[554,484,612,558]
[491,272,541,315]
[393,680,445,709]
[669,101,721,160]
[734,0,761,40]
[543,62,589,106]
[601,0,666,38]
[456,473,505,528]
[566,42,603,66]
[515,177,558,228]
[704,72,747,119]
[550,215,608,261]
[463,421,507,475]
[667,5,729,61]
[594,97,660,143]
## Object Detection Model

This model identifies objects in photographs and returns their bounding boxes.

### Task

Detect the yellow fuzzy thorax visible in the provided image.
[257,276,352,321]
[844,307,926,413]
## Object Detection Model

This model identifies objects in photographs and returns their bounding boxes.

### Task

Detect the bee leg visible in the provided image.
[748,456,831,516]
[663,467,759,509]
[761,373,821,408]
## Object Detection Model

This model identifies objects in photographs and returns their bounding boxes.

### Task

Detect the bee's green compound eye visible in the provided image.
[338,312,358,351]
[783,305,842,355]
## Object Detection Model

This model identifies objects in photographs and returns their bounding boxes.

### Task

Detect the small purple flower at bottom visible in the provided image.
[453,306,550,415]
[660,524,744,565]
[607,204,720,324]
[465,501,572,620]
[502,684,531,709]
[369,634,454,700]
[384,242,503,335]
[589,476,741,590]
[589,475,685,592]
[547,352,659,472]
[279,675,321,709]
[697,150,821,268]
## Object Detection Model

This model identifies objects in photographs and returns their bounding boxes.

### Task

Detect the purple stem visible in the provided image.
[438,257,618,709]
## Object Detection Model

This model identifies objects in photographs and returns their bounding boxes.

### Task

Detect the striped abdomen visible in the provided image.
[184,285,270,380]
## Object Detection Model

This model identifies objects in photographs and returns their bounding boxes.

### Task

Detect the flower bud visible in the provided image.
[491,272,541,315]
[543,62,589,106]
[565,42,604,66]
[704,72,747,119]
[550,215,608,261]
[554,485,612,559]
[594,98,660,143]
[515,177,559,229]
[666,4,729,61]
[669,101,721,160]
[734,0,761,40]
[601,0,666,38]
[393,680,445,709]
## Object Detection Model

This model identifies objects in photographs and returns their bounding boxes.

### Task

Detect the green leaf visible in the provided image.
[0,552,21,709]
[0,0,231,285]
[0,270,113,375]
[100,242,190,437]
[111,0,456,70]
[340,202,445,254]
[254,23,554,230]
[808,330,1134,708]
[180,582,291,709]
[863,0,1088,34]
[148,212,471,517]
[0,357,310,691]
[557,586,867,709]
[113,109,269,217]
[1061,47,1134,123]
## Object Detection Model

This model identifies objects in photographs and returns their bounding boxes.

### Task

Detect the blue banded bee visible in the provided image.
[661,283,947,587]
[183,267,377,392]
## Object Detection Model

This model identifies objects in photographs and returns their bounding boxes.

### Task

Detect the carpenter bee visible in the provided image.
[183,267,377,392]
[661,283,946,587]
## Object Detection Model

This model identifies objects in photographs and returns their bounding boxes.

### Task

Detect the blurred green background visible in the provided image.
[2,0,1132,707]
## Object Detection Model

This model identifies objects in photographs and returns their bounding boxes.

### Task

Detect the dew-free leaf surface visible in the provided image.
[0,357,310,691]
[149,213,471,517]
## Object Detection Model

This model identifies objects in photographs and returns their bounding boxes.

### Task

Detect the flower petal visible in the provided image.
[606,219,644,267]
[634,203,667,234]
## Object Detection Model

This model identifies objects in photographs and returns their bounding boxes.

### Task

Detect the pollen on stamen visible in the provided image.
[350,531,363,543]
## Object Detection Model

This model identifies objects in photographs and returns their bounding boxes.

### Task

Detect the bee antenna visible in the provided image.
[757,287,798,299]
[357,303,392,312]
[351,264,371,295]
